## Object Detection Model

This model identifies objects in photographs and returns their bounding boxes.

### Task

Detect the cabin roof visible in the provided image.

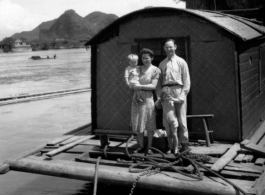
[85,7,265,45]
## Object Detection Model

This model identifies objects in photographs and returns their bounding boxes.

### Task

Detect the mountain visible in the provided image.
[11,10,118,42]
[84,11,118,35]
[11,19,56,41]
[40,9,93,41]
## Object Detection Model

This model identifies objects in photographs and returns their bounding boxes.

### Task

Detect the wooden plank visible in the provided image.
[240,139,265,156]
[242,152,254,163]
[45,135,95,157]
[205,163,262,174]
[234,150,247,163]
[242,108,261,138]
[252,170,265,195]
[241,74,258,90]
[211,143,240,172]
[46,125,91,146]
[209,157,264,172]
[240,58,259,72]
[241,81,259,99]
[242,94,263,124]
[255,158,265,166]
[59,135,86,146]
[239,51,259,63]
[240,66,258,82]
[8,156,251,195]
[241,87,259,107]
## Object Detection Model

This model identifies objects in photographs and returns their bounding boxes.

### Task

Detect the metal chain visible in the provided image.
[129,167,161,195]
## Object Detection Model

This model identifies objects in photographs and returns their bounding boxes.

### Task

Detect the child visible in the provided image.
[124,54,143,103]
[155,87,181,154]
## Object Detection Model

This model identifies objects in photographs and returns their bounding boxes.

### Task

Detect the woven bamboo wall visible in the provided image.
[96,37,132,130]
[190,40,239,141]
[95,13,240,141]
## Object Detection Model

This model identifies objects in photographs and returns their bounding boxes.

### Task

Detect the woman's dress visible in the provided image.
[131,65,160,133]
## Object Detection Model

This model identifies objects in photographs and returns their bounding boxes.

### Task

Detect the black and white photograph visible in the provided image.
[0,0,265,195]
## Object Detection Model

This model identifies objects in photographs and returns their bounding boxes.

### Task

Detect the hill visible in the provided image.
[11,19,56,41]
[11,10,118,42]
[84,11,118,35]
[39,9,92,41]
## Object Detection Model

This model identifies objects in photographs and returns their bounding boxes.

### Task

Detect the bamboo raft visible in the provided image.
[1,123,265,195]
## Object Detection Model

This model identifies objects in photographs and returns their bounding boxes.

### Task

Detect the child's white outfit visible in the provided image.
[160,101,179,132]
[125,66,143,102]
[156,99,179,151]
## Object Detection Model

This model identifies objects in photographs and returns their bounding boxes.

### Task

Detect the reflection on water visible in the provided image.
[0,49,90,98]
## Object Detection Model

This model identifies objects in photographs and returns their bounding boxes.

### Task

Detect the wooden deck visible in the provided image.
[1,123,265,195]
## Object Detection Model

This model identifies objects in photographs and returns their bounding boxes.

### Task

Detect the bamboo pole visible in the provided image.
[8,157,246,195]
[45,135,95,157]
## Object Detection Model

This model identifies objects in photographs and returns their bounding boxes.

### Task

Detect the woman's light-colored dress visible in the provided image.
[131,65,160,133]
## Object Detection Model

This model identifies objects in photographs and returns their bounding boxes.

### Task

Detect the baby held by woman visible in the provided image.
[124,54,143,104]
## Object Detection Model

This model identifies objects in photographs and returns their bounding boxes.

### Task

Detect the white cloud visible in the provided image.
[0,0,44,40]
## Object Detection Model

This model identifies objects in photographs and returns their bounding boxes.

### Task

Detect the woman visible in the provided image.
[131,48,160,154]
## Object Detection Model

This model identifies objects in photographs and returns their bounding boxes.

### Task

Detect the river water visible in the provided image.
[0,49,90,98]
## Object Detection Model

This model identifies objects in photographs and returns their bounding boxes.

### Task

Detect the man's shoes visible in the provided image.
[133,147,145,153]
[180,142,190,153]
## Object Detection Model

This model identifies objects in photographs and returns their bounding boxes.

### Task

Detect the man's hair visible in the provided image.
[140,48,154,58]
[127,54,139,61]
[160,86,171,101]
[164,38,176,46]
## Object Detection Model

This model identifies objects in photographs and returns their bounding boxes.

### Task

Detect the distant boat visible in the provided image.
[29,55,57,60]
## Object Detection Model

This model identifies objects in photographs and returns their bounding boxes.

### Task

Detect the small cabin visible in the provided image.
[85,7,265,142]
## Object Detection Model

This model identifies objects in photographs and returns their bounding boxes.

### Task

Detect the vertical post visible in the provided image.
[99,135,109,149]
[202,118,211,147]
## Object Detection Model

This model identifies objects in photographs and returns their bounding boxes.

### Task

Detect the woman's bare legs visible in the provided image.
[147,131,154,149]
[137,132,144,148]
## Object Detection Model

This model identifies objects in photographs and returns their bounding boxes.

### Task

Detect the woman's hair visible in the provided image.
[140,48,154,58]
[160,86,171,101]
[127,54,139,61]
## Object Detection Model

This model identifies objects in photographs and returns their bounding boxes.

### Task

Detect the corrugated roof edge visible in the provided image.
[85,7,265,46]
[202,10,265,34]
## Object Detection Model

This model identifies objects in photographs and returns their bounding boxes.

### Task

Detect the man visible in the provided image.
[156,39,191,153]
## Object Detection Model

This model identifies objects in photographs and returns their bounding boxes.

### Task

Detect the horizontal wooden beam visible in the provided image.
[8,156,247,195]
[187,114,214,119]
[94,129,137,136]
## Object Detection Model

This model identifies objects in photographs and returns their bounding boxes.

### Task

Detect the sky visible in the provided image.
[0,0,186,40]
